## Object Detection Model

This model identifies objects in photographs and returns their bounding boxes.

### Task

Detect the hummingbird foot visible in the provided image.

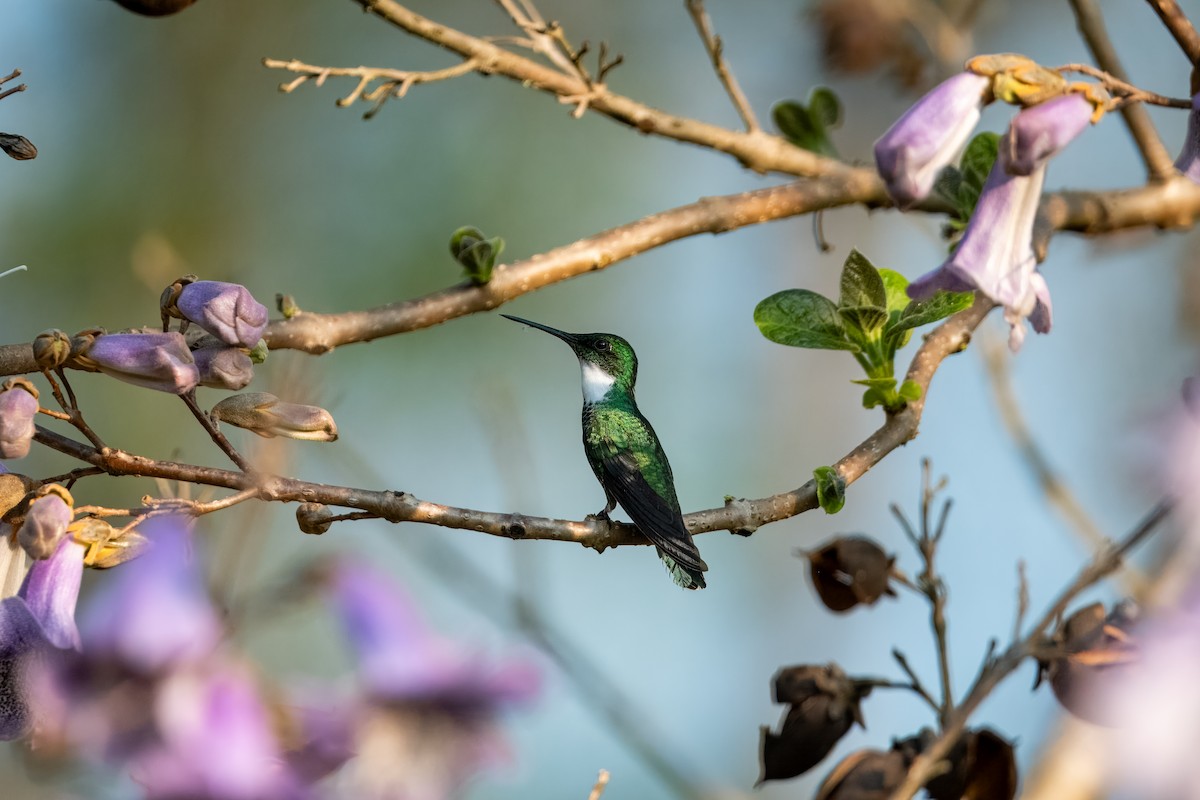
[587,510,612,524]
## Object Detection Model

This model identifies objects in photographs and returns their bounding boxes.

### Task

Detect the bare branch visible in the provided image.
[587,770,611,800]
[1054,62,1192,109]
[1067,0,1177,181]
[1144,0,1200,67]
[685,0,760,132]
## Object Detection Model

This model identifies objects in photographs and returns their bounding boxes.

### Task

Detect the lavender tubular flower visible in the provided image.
[193,346,255,390]
[0,378,38,459]
[176,281,269,348]
[77,332,199,394]
[874,72,990,207]
[0,535,84,740]
[1176,93,1200,183]
[1004,93,1093,176]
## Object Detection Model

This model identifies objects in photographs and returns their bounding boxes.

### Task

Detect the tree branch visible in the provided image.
[1067,0,1177,181]
[27,296,988,549]
[685,0,760,132]
[1144,0,1200,67]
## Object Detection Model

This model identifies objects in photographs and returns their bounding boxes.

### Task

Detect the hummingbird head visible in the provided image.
[501,315,637,403]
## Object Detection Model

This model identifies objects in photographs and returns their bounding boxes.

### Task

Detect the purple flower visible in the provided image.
[176,281,269,348]
[193,346,255,391]
[874,72,990,207]
[17,486,73,561]
[0,535,84,739]
[326,561,540,799]
[0,378,38,459]
[81,516,221,673]
[130,663,306,800]
[1004,93,1094,176]
[79,332,199,394]
[908,98,1091,349]
[1176,93,1200,183]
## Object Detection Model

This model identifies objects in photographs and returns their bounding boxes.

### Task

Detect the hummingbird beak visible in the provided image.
[500,314,581,346]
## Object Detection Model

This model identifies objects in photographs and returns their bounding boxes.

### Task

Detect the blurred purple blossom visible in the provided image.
[0,535,84,739]
[874,72,990,207]
[0,378,38,459]
[1176,94,1200,184]
[177,281,269,348]
[81,516,221,673]
[193,346,255,391]
[81,332,199,394]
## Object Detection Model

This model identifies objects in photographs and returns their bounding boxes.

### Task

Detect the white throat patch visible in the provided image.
[580,361,616,403]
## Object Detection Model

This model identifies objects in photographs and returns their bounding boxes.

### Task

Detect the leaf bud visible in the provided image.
[296,502,333,535]
[32,328,72,369]
[211,392,338,442]
[805,535,896,613]
[450,225,505,285]
[0,377,39,459]
[759,663,873,783]
[276,293,299,319]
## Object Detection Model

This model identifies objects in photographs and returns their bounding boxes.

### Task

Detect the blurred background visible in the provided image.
[0,0,1194,797]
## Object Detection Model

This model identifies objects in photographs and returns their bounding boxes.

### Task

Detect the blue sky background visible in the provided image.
[0,1,1194,797]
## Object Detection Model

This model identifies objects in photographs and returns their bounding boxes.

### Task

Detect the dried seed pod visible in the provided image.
[814,747,910,800]
[898,727,1017,800]
[296,503,333,535]
[1036,601,1138,725]
[758,663,872,783]
[0,133,37,160]
[0,472,37,518]
[32,328,72,369]
[806,535,897,612]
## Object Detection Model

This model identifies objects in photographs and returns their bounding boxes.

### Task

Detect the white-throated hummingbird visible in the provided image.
[502,314,709,589]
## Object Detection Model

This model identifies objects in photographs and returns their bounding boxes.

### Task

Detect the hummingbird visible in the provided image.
[502,314,709,590]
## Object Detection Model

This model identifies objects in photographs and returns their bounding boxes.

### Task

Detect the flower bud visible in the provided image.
[296,502,333,535]
[16,484,74,560]
[1176,93,1200,183]
[0,377,39,459]
[211,393,338,442]
[0,132,37,161]
[192,346,254,391]
[165,278,269,348]
[32,328,72,369]
[74,331,199,394]
[759,663,871,783]
[805,535,896,613]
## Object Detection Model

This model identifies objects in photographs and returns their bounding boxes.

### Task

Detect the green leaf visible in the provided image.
[754,289,859,351]
[957,132,1000,217]
[877,268,911,316]
[860,387,888,409]
[771,92,841,157]
[839,249,887,310]
[839,305,888,334]
[808,87,842,129]
[933,165,963,210]
[851,377,897,390]
[898,380,922,402]
[895,289,975,332]
[813,466,846,514]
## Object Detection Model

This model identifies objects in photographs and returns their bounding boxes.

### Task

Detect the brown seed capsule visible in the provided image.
[0,132,37,160]
[1036,601,1138,725]
[806,535,897,612]
[296,503,333,535]
[0,472,37,519]
[759,663,873,783]
[897,727,1017,800]
[815,747,910,800]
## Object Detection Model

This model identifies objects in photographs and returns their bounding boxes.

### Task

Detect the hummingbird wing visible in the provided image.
[595,447,710,576]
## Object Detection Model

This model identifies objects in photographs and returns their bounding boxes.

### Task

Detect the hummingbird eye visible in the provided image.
[594,339,611,352]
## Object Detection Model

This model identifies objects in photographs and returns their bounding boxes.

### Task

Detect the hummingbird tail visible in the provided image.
[660,552,707,590]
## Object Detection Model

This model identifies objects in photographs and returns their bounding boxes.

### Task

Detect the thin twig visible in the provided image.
[0,68,26,103]
[40,368,106,450]
[685,0,759,132]
[891,649,942,716]
[38,466,105,487]
[1067,0,1177,181]
[1144,0,1200,66]
[1054,62,1191,108]
[886,498,1173,799]
[586,769,611,800]
[179,391,251,472]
